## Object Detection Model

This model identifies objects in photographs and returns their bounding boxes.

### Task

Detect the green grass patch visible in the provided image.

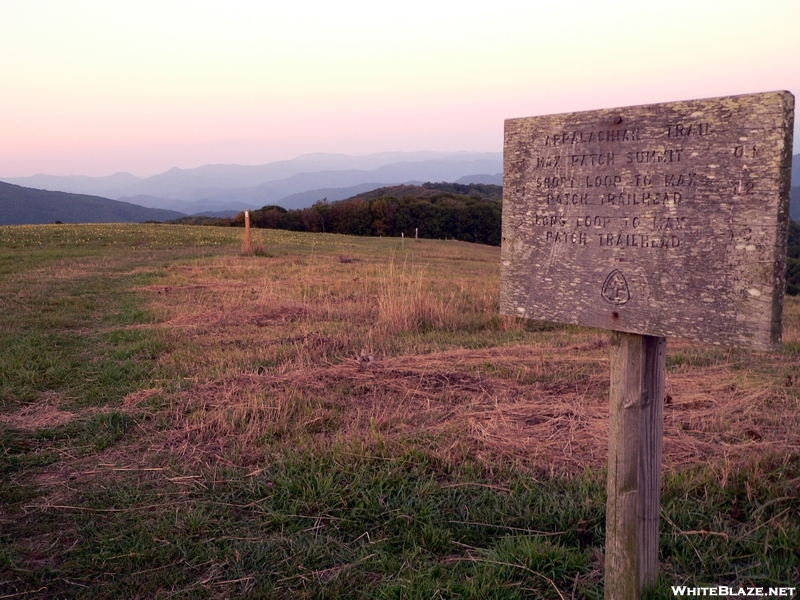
[0,450,606,599]
[1,450,797,598]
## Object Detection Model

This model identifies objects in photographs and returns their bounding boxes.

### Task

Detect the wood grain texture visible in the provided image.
[638,336,665,591]
[501,91,794,351]
[605,332,643,600]
[605,334,664,598]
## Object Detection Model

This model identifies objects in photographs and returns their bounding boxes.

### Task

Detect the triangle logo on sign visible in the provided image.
[602,270,630,305]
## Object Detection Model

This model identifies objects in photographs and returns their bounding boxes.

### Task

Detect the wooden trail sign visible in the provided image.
[500,91,794,598]
[501,91,794,352]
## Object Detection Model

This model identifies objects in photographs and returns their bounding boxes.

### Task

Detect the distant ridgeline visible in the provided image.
[214,183,504,246]
[0,180,185,225]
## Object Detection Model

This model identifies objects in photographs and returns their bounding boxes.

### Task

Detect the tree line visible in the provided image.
[788,220,800,296]
[224,183,503,246]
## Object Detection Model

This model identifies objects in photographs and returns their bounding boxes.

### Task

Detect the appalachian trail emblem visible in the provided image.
[601,270,630,305]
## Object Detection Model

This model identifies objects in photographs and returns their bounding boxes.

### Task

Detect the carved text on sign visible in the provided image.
[500,92,794,350]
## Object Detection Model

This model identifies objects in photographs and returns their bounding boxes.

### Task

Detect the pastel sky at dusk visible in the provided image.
[1,0,798,177]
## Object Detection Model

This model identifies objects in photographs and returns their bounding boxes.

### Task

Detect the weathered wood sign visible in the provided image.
[501,91,794,351]
[501,91,794,599]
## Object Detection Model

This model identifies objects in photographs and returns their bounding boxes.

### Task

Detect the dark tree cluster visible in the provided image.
[226,183,504,246]
[787,220,800,296]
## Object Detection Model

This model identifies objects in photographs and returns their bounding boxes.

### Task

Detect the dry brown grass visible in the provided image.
[0,392,75,430]
[157,341,800,476]
[375,257,482,334]
[116,236,800,477]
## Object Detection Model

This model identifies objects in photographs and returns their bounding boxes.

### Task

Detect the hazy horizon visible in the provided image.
[2,1,799,178]
[1,150,504,181]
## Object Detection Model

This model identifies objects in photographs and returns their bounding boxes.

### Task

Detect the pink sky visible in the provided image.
[1,1,798,177]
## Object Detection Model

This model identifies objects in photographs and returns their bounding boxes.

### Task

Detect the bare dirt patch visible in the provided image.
[15,530,80,570]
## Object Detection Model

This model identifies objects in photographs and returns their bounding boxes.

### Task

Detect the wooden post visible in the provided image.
[415,227,419,240]
[243,210,252,254]
[499,92,792,600]
[401,232,404,248]
[605,333,665,599]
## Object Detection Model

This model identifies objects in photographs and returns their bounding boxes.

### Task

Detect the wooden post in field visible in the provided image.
[500,92,794,598]
[605,333,665,597]
[401,231,405,248]
[415,227,419,240]
[243,210,252,254]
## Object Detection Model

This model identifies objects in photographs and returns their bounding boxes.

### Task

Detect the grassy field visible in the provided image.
[1,223,798,599]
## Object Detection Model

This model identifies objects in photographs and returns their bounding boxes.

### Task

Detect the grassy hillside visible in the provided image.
[0,224,798,598]
[0,181,186,225]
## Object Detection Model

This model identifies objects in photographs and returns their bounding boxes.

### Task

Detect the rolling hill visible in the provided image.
[0,181,186,225]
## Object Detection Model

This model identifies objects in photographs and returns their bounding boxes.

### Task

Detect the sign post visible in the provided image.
[500,91,794,598]
[605,332,665,596]
[244,209,252,254]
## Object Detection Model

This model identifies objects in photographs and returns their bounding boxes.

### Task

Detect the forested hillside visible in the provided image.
[217,183,503,246]
[788,220,800,296]
[0,181,185,225]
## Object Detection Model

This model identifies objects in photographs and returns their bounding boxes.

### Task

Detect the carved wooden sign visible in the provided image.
[501,91,794,351]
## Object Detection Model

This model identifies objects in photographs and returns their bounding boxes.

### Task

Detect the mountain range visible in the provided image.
[1,152,503,215]
[0,151,796,221]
